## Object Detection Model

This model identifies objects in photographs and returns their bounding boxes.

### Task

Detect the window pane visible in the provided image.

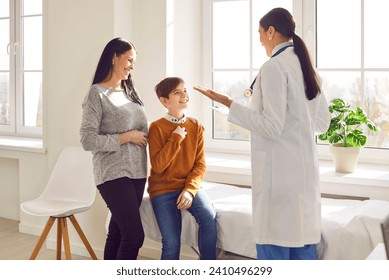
[0,72,10,125]
[214,110,250,140]
[319,71,389,149]
[0,0,9,17]
[364,72,389,148]
[252,0,293,69]
[319,71,361,102]
[22,0,42,15]
[213,71,250,140]
[317,0,361,68]
[23,72,42,127]
[365,0,389,68]
[0,19,10,70]
[213,0,250,69]
[318,71,361,145]
[23,16,42,70]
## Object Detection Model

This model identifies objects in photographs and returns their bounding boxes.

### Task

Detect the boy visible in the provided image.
[148,77,217,260]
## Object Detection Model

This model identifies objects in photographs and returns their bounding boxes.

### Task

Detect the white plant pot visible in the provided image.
[329,144,361,173]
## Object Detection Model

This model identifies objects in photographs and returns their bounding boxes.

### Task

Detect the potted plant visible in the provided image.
[318,98,378,173]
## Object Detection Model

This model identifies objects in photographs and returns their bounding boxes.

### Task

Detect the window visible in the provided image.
[0,0,43,137]
[317,0,389,150]
[203,0,298,152]
[204,0,389,163]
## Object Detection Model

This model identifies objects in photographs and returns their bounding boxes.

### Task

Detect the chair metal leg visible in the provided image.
[68,215,98,260]
[56,218,62,260]
[61,218,72,260]
[29,217,56,260]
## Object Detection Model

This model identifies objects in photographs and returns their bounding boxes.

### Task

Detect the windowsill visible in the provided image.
[205,151,389,200]
[318,160,389,187]
[0,135,46,154]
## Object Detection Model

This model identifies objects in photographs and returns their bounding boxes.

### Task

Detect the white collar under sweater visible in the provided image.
[164,113,186,124]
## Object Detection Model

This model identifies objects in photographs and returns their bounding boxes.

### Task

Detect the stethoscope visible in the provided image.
[244,44,294,98]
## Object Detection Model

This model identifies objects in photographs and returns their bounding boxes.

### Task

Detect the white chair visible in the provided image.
[21,146,98,260]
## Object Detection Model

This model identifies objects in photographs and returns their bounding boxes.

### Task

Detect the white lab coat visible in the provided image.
[228,43,330,247]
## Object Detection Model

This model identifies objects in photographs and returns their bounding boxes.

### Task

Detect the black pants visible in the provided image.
[97,177,146,260]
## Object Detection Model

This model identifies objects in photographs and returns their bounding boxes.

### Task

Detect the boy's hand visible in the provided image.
[177,190,193,210]
[173,126,187,138]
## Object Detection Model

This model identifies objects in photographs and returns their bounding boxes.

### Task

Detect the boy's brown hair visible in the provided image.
[154,77,184,99]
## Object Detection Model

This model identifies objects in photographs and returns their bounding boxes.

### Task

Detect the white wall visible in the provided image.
[131,0,203,124]
[0,158,19,220]
[0,0,203,259]
[131,0,168,123]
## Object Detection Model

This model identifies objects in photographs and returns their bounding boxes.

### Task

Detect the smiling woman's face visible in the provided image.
[112,48,137,81]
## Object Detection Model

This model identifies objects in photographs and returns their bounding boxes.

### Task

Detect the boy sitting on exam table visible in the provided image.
[147,77,217,260]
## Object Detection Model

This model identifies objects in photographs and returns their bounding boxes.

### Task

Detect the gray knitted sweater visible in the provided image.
[80,84,148,185]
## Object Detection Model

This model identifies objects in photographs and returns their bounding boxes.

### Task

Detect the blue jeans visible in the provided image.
[256,244,317,260]
[151,189,217,260]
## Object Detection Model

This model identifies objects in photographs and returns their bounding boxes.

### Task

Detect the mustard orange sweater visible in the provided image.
[147,118,206,199]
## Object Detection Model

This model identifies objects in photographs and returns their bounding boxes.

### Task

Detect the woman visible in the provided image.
[194,8,330,260]
[80,38,148,260]
[148,77,217,260]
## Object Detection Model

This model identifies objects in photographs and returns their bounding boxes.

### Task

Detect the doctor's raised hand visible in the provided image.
[193,85,233,108]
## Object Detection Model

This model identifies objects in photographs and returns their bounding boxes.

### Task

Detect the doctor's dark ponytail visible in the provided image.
[260,8,320,100]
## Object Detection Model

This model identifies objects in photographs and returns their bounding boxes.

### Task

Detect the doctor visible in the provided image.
[194,8,330,260]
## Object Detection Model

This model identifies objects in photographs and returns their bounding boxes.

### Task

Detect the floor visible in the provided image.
[0,217,91,260]
[0,217,251,260]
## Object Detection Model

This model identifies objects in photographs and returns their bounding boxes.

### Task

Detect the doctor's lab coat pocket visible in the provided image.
[251,150,267,195]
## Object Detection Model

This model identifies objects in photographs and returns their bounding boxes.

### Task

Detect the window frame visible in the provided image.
[0,0,43,137]
[201,0,389,165]
[315,0,389,164]
[201,0,302,154]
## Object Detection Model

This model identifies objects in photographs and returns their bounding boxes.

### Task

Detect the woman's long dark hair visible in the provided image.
[260,8,320,100]
[92,37,143,105]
